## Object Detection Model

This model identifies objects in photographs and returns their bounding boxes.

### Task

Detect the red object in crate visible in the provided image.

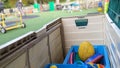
[69,52,75,64]
[85,53,103,63]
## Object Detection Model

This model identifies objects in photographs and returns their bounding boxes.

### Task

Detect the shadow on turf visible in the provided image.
[22,15,40,19]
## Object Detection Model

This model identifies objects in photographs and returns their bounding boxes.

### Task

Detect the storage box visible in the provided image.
[45,45,110,68]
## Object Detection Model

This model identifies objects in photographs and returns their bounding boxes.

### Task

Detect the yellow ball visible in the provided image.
[97,7,103,12]
[50,65,57,68]
[78,41,95,61]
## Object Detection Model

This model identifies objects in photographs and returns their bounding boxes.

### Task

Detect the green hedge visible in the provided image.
[2,0,31,8]
[2,0,75,8]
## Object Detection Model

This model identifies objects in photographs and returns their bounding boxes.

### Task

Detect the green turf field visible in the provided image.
[0,8,97,45]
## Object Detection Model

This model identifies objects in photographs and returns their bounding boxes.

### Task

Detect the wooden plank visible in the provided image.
[4,53,26,68]
[65,39,104,48]
[62,15,104,25]
[49,28,61,43]
[64,32,104,40]
[63,23,103,32]
[29,37,50,68]
[49,28,64,63]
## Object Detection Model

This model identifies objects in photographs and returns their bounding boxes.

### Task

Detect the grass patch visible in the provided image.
[0,8,97,45]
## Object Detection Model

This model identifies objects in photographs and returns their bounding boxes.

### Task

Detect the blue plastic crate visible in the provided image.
[45,64,87,68]
[45,45,110,68]
[63,45,110,68]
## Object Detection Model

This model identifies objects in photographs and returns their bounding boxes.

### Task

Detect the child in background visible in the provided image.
[16,0,25,16]
[98,0,103,8]
[98,0,103,12]
[0,1,4,14]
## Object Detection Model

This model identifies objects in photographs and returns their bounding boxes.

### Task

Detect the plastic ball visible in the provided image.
[50,65,57,68]
[98,7,103,12]
[78,41,95,61]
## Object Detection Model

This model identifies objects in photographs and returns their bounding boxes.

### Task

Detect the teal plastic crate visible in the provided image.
[45,45,110,68]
